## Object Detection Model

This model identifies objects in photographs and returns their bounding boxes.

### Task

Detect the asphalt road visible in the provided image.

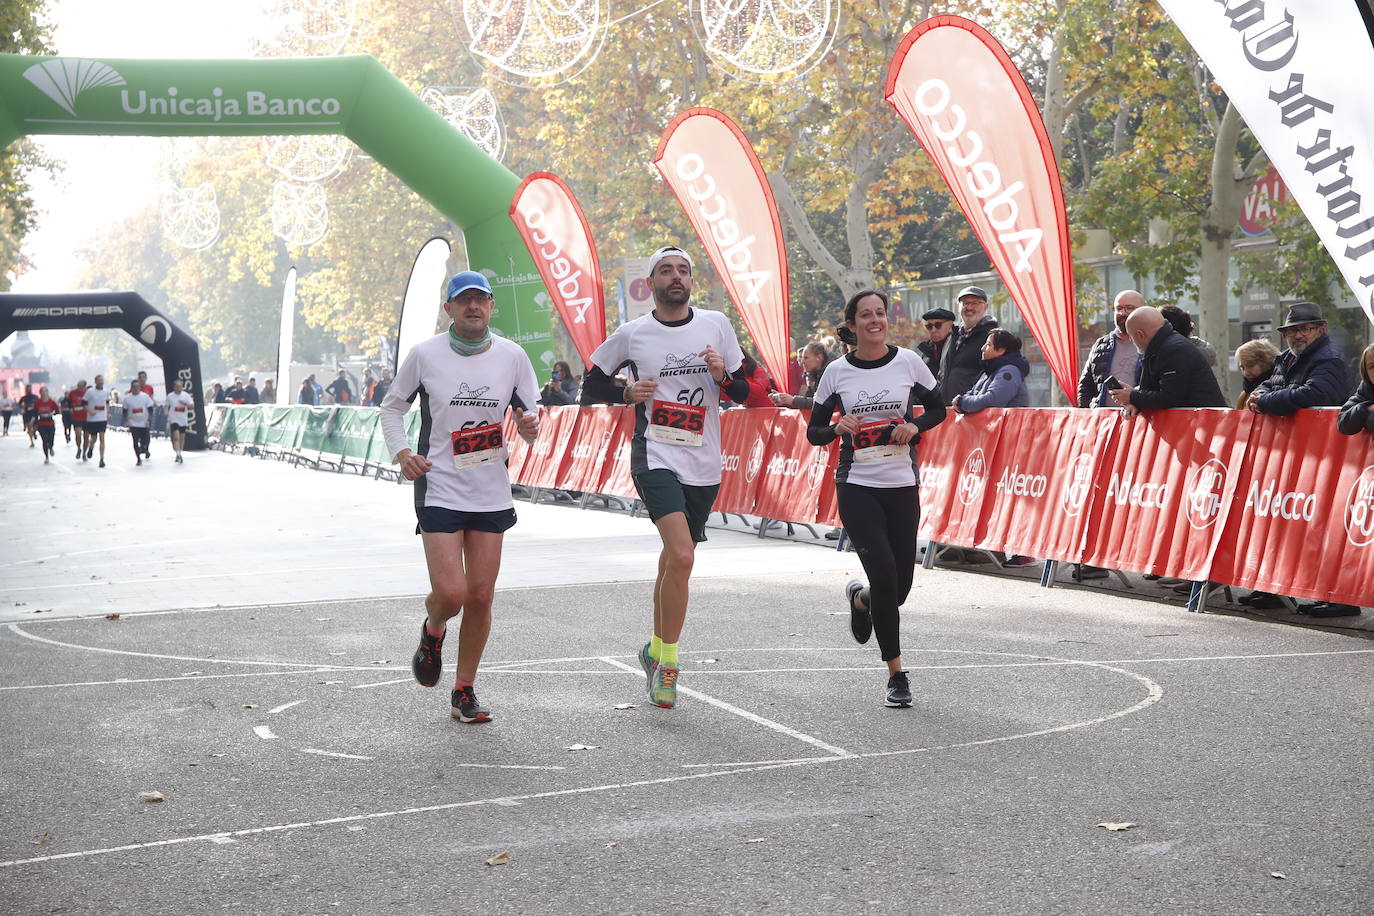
[1,434,1371,913]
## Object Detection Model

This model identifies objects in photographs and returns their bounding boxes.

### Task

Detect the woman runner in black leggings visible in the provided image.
[807,290,946,706]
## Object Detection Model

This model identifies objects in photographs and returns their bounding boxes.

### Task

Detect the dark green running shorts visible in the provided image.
[632,468,719,543]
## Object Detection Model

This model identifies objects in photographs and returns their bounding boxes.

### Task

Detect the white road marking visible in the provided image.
[268,700,305,715]
[207,836,236,845]
[350,678,412,690]
[6,624,377,670]
[455,764,567,772]
[300,748,371,761]
[0,670,351,691]
[598,656,853,758]
[252,726,277,740]
[0,535,225,569]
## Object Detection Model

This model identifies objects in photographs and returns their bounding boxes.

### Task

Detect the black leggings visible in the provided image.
[836,483,918,662]
[130,427,150,458]
[38,424,55,455]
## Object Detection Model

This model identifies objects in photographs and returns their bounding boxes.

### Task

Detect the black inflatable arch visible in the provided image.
[0,291,207,449]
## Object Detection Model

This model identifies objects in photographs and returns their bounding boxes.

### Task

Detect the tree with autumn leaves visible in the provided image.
[62,0,1349,376]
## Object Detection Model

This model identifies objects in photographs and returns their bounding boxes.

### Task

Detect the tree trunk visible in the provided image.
[1198,102,1246,399]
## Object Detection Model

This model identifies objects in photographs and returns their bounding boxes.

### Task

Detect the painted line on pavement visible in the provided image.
[599,656,853,759]
[300,748,371,761]
[268,700,305,715]
[252,726,277,740]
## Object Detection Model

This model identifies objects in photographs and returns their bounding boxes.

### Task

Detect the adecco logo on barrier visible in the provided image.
[1343,465,1374,547]
[1060,453,1094,517]
[1185,458,1229,530]
[745,438,765,483]
[957,447,988,506]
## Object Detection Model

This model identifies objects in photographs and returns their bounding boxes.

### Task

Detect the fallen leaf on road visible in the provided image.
[1095,822,1137,831]
[485,851,509,867]
[612,704,636,710]
[138,791,165,803]
[104,614,121,620]
[604,841,618,848]
[565,744,600,751]
[32,832,48,845]
[243,704,256,709]
[1271,872,1286,880]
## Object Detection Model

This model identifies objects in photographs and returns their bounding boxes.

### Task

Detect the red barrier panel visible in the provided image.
[752,410,830,523]
[1212,411,1374,604]
[914,411,1007,545]
[974,408,1118,563]
[1081,409,1253,580]
[517,405,579,490]
[556,405,619,493]
[717,407,774,516]
[597,406,639,500]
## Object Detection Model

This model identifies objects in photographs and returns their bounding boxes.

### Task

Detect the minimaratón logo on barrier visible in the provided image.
[806,451,828,489]
[1060,453,1094,517]
[1184,457,1228,530]
[744,437,765,483]
[957,447,987,506]
[1342,465,1374,547]
[23,58,344,123]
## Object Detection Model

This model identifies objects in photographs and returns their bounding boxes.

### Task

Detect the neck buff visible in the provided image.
[448,323,491,356]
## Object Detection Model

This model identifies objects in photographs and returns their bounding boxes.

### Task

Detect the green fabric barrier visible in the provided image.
[0,53,553,366]
[330,408,379,459]
[211,404,418,464]
[299,406,335,451]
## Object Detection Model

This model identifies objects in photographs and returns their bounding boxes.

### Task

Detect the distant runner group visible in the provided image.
[385,247,943,722]
[15,375,195,467]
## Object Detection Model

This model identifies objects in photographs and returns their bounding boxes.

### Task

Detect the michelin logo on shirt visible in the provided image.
[449,383,500,408]
[658,352,707,378]
[849,389,902,414]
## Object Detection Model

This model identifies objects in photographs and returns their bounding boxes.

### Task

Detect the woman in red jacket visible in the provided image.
[33,386,59,464]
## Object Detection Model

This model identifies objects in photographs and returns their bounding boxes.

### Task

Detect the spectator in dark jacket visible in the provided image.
[1109,308,1227,412]
[1078,290,1143,407]
[916,308,956,388]
[298,377,317,405]
[539,361,580,406]
[369,369,391,406]
[1160,305,1218,368]
[1233,339,1279,410]
[943,287,999,402]
[770,340,833,411]
[952,330,1030,413]
[1337,344,1374,436]
[325,370,352,405]
[244,377,261,404]
[1247,302,1351,415]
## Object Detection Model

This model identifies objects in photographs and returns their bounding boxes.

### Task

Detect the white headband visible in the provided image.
[646,246,693,276]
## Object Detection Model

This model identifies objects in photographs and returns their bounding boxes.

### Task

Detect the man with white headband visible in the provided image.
[381,270,541,724]
[581,246,749,708]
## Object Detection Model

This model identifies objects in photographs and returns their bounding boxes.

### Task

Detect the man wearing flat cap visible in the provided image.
[1246,302,1351,416]
[942,286,999,402]
[917,307,956,386]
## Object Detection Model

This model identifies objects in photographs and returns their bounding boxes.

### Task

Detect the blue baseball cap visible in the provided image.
[446,270,493,300]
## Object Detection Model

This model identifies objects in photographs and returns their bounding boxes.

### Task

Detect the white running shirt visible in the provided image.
[85,387,110,422]
[380,333,539,513]
[165,391,194,428]
[123,392,154,428]
[588,308,744,486]
[812,347,939,488]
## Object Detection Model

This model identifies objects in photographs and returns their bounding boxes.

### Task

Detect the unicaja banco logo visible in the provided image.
[23,59,126,116]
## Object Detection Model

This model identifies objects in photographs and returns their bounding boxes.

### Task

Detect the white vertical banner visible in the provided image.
[396,237,454,372]
[276,266,297,403]
[1157,0,1374,325]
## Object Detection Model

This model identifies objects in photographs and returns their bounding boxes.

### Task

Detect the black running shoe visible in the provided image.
[451,686,492,723]
[846,579,872,645]
[885,670,913,708]
[411,620,445,687]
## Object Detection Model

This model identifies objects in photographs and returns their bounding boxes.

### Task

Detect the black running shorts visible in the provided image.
[84,421,107,435]
[632,468,718,543]
[415,505,517,535]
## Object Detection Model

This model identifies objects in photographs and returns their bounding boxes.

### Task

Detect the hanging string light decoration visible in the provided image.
[161,183,222,251]
[271,180,330,247]
[691,0,838,82]
[261,134,353,183]
[254,0,357,57]
[452,0,607,87]
[420,86,506,161]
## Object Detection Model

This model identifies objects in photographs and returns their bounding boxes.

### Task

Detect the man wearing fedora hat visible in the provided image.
[1246,302,1351,417]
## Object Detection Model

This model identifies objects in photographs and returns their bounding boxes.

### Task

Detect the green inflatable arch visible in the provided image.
[0,53,552,365]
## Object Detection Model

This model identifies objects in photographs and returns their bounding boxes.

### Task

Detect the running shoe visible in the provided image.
[885,670,913,708]
[450,686,492,723]
[637,642,658,697]
[650,664,679,708]
[846,579,872,645]
[411,619,445,687]
[98,459,105,468]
